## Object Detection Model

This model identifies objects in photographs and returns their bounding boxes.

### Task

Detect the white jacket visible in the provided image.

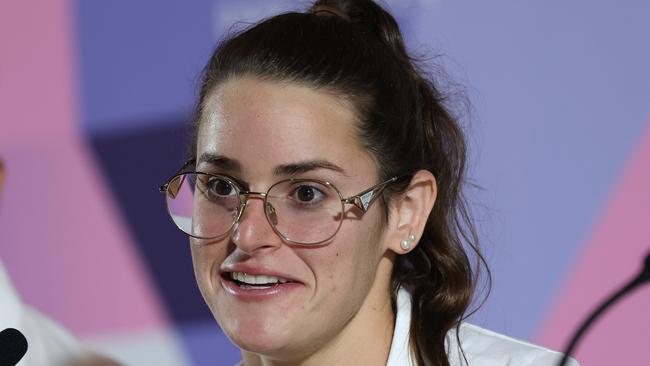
[387,288,580,366]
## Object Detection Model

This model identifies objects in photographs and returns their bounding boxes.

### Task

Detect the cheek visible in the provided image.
[309,215,385,296]
[190,239,227,293]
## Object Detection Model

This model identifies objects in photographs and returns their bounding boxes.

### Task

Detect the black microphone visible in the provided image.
[0,328,28,366]
[558,250,650,366]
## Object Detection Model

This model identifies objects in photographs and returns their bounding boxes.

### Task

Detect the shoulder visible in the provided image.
[446,323,580,366]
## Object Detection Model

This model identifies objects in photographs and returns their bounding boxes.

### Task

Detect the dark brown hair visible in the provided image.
[191,1,490,365]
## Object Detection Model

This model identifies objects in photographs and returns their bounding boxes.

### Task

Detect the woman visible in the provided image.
[160,1,579,365]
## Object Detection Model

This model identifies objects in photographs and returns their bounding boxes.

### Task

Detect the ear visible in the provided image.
[385,170,437,254]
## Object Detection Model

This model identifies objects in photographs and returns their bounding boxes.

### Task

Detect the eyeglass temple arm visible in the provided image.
[343,176,399,213]
[159,158,196,192]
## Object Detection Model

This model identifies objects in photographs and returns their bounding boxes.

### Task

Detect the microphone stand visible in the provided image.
[558,250,650,366]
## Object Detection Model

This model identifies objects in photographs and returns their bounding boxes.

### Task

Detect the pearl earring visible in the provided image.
[400,234,417,251]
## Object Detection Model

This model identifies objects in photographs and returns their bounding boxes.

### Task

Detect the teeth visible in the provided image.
[230,272,289,285]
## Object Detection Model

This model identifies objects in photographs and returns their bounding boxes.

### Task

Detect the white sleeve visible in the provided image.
[16,307,92,366]
[0,261,92,366]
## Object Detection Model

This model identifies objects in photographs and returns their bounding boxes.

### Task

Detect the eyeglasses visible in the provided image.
[159,159,403,246]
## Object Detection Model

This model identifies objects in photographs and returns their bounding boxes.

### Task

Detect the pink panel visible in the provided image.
[0,0,170,335]
[0,0,74,141]
[536,119,650,365]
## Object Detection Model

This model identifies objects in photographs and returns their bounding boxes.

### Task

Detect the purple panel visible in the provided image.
[87,119,214,325]
[74,0,300,136]
[392,1,650,339]
[74,0,215,135]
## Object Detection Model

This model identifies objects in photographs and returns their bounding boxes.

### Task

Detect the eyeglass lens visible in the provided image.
[164,173,344,244]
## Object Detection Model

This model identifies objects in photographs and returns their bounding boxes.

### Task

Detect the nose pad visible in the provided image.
[234,202,246,225]
[265,202,278,226]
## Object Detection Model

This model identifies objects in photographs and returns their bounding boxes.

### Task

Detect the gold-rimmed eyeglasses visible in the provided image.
[159,160,404,246]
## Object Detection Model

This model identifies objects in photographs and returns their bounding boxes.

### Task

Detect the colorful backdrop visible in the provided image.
[1,1,648,365]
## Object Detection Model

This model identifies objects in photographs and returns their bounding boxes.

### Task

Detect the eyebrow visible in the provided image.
[197,153,347,177]
[273,160,348,177]
[197,153,241,172]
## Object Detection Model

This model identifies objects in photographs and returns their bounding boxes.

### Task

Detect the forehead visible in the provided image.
[196,77,376,180]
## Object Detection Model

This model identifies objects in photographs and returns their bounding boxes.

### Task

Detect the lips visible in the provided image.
[219,265,304,300]
[229,271,292,288]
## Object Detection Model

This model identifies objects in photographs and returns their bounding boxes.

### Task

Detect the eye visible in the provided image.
[206,177,237,197]
[290,184,326,205]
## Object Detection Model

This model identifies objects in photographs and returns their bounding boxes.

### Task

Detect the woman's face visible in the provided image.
[191,77,397,359]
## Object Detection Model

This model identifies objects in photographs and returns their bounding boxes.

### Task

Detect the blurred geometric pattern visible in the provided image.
[1,0,648,365]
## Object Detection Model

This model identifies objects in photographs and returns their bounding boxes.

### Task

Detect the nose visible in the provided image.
[231,195,283,253]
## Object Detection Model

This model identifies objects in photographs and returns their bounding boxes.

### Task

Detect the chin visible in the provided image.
[220,315,293,354]
[233,337,281,355]
[229,329,294,356]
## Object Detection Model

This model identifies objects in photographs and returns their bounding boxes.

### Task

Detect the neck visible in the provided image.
[242,255,396,366]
